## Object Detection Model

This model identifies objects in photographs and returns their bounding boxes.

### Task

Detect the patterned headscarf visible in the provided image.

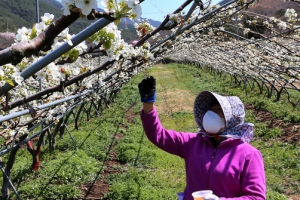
[193,91,254,143]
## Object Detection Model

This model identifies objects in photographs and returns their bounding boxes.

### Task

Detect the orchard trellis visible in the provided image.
[164,1,300,107]
[0,0,299,199]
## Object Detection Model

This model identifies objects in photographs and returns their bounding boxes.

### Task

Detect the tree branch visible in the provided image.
[0,11,81,66]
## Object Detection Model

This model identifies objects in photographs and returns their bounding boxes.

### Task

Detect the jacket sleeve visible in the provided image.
[220,148,266,200]
[140,106,194,158]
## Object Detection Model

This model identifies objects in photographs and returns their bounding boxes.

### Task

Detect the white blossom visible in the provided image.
[75,0,98,16]
[41,13,55,25]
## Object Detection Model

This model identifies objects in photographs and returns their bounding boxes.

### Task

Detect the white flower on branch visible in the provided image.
[237,14,243,21]
[101,0,115,13]
[130,4,142,20]
[36,69,47,81]
[75,0,98,16]
[123,0,142,19]
[41,13,55,25]
[0,64,22,87]
[6,129,16,138]
[14,72,24,85]
[17,86,28,97]
[77,42,88,54]
[134,19,155,37]
[285,9,297,19]
[277,21,287,30]
[16,127,29,136]
[125,0,139,8]
[61,0,73,16]
[269,17,279,23]
[15,27,32,43]
[57,28,73,46]
[169,13,183,24]
[34,22,48,35]
[243,28,250,35]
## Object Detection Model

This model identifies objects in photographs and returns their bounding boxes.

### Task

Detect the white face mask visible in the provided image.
[203,110,225,134]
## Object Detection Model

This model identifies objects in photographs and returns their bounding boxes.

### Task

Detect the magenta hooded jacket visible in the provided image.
[140,106,266,200]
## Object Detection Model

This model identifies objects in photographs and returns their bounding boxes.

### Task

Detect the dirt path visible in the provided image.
[154,64,300,146]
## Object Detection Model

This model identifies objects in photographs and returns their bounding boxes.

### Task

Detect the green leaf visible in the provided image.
[114,18,121,26]
[86,33,98,43]
[6,79,14,86]
[107,33,115,40]
[69,49,80,62]
[30,26,37,40]
[103,40,112,50]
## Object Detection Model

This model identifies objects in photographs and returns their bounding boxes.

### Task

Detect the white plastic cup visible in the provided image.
[177,192,184,200]
[191,190,213,200]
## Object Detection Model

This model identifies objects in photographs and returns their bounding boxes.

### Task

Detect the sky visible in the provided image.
[97,0,220,22]
[139,0,220,22]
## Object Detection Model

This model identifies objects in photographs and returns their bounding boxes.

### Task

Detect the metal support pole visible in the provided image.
[36,0,43,95]
[0,163,22,200]
[173,1,198,38]
[235,14,239,41]
[36,0,40,23]
[0,89,93,123]
[36,0,44,144]
[242,69,248,97]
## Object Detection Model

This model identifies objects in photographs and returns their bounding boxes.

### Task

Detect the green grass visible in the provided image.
[4,63,300,199]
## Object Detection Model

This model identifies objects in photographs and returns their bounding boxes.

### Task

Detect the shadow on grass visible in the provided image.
[38,132,93,197]
[84,97,140,199]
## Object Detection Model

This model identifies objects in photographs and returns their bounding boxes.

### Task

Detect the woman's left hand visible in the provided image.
[204,194,219,200]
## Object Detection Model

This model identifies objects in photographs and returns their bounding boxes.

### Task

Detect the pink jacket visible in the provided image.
[140,107,266,200]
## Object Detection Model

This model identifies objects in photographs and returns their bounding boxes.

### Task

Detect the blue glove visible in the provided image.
[138,76,156,103]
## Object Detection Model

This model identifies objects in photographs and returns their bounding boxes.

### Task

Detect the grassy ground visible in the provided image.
[5,63,300,199]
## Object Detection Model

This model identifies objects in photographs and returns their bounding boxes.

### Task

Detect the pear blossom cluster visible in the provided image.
[88,23,153,61]
[0,126,29,146]
[0,64,23,89]
[165,12,184,29]
[2,8,153,126]
[15,13,55,43]
[134,19,159,38]
[61,0,142,21]
[161,4,300,98]
[15,13,74,49]
[61,0,98,16]
[285,8,298,23]
[101,0,142,22]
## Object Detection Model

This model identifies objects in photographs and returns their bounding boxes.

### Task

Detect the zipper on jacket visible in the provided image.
[211,148,217,160]
[207,148,217,188]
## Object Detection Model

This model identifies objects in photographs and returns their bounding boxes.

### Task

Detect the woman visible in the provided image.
[138,76,266,200]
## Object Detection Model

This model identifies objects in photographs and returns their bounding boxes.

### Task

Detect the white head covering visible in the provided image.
[194,91,254,143]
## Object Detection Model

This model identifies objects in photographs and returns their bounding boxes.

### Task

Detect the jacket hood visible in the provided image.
[193,91,254,143]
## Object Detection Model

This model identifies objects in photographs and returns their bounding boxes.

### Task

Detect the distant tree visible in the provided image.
[0,32,15,49]
[275,8,286,18]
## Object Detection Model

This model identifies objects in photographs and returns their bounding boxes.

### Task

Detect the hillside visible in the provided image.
[247,0,300,18]
[0,0,163,48]
[0,0,94,34]
[2,0,298,49]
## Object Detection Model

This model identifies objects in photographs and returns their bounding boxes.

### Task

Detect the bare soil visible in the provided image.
[245,104,300,145]
[80,133,126,199]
